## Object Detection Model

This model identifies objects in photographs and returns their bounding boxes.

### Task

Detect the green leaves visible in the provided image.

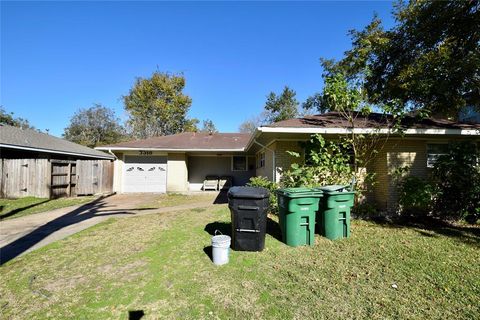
[320,1,480,117]
[63,104,125,148]
[280,134,352,188]
[264,86,300,124]
[123,71,193,139]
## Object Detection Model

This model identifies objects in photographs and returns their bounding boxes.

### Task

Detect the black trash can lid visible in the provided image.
[228,186,270,199]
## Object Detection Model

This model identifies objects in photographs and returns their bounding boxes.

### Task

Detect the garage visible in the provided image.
[123,155,167,193]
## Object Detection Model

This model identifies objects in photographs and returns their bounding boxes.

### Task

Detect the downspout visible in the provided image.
[107,149,116,159]
[108,149,117,194]
[253,140,276,183]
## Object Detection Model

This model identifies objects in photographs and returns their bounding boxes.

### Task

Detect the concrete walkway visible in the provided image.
[0,193,224,265]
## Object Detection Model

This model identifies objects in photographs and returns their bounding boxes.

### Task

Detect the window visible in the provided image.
[427,144,449,168]
[258,152,265,168]
[232,156,247,171]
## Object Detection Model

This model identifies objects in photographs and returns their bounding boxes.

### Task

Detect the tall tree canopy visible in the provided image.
[238,115,262,133]
[0,106,34,129]
[199,119,218,134]
[124,71,193,139]
[321,0,480,118]
[63,104,125,148]
[263,86,299,124]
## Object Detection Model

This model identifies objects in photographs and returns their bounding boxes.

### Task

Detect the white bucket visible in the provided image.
[211,230,231,266]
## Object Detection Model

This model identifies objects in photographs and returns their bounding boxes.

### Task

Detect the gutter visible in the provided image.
[95,147,246,152]
[257,126,480,135]
[0,143,115,160]
[107,149,117,159]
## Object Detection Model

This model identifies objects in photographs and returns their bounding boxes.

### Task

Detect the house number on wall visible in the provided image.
[139,151,153,155]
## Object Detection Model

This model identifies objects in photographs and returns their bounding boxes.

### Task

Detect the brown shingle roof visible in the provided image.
[0,125,114,159]
[98,132,252,150]
[268,112,480,130]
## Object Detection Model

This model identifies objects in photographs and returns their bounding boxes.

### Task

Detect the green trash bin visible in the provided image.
[276,188,323,247]
[316,185,355,240]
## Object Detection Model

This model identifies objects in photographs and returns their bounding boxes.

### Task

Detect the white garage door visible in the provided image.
[123,156,167,193]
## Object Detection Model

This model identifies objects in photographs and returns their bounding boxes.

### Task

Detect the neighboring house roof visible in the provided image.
[0,125,115,160]
[260,112,480,135]
[96,132,252,151]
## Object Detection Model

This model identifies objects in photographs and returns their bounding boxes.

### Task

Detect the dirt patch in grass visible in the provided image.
[135,193,218,209]
[1,205,479,319]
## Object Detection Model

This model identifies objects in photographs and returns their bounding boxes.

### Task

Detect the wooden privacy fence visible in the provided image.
[0,159,113,199]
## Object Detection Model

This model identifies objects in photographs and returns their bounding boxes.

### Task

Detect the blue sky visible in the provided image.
[1,1,394,137]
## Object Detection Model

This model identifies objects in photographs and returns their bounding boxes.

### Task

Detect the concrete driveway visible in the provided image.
[0,193,220,265]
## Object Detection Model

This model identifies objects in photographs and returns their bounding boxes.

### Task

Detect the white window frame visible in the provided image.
[231,156,247,171]
[426,143,449,168]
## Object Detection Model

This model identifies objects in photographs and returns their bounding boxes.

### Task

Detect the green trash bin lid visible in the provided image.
[317,185,349,193]
[277,187,323,198]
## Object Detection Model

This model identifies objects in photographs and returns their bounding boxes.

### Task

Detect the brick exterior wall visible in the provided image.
[371,139,428,213]
[273,141,304,183]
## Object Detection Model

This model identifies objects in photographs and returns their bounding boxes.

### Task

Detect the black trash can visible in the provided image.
[227,186,270,251]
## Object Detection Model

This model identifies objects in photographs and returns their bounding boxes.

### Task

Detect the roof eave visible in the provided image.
[258,127,480,135]
[95,147,247,152]
[0,143,115,160]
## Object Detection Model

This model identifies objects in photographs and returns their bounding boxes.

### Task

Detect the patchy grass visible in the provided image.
[0,196,96,221]
[0,206,479,319]
[135,193,218,209]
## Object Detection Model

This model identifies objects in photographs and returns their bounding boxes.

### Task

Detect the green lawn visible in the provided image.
[0,196,97,221]
[1,206,478,319]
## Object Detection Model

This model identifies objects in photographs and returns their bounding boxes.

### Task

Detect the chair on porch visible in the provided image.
[219,176,233,191]
[203,175,219,191]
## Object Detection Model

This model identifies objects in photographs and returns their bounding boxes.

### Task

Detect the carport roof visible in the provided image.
[0,125,115,159]
[97,132,252,151]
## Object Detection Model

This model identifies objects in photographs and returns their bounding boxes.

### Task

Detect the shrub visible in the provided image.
[247,176,279,214]
[431,142,480,222]
[280,134,352,188]
[352,202,379,219]
[393,142,480,223]
[397,176,435,217]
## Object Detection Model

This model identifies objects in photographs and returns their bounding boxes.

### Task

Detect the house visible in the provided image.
[96,132,256,193]
[0,125,115,198]
[96,112,480,212]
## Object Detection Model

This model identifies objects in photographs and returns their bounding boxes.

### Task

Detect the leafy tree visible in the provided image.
[263,86,299,124]
[238,115,262,133]
[184,118,200,132]
[199,119,218,134]
[63,104,125,148]
[281,135,352,188]
[432,142,480,222]
[0,106,34,129]
[123,71,193,139]
[321,1,480,118]
[302,93,330,115]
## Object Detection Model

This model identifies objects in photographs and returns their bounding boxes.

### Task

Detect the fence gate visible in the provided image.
[50,160,77,198]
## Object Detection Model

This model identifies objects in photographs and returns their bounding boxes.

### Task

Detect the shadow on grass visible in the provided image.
[203,246,213,262]
[0,199,51,220]
[204,221,231,236]
[213,191,228,204]
[267,215,282,242]
[367,216,480,247]
[0,195,159,265]
[128,310,145,320]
